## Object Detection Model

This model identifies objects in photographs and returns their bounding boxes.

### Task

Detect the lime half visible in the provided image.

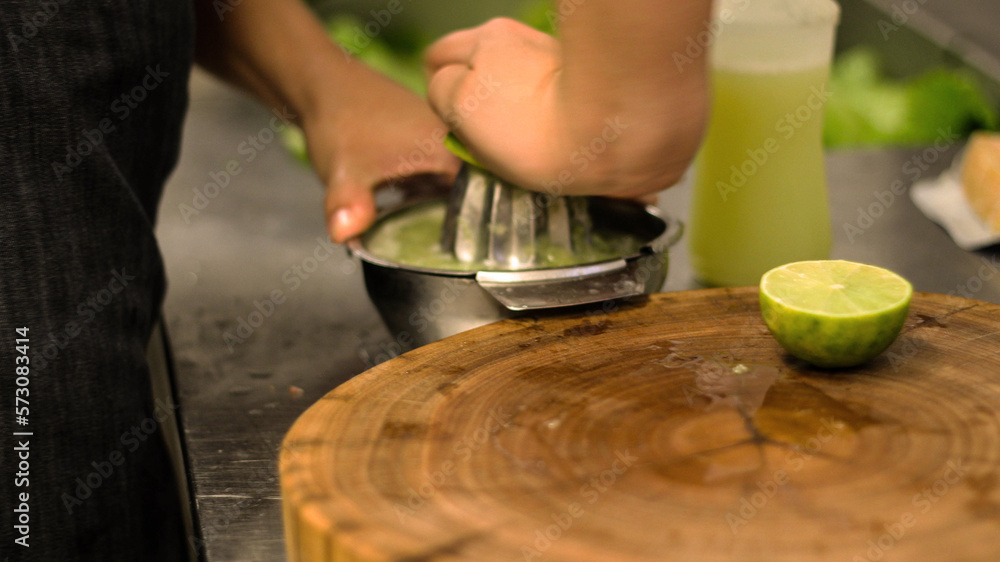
[759,260,913,368]
[444,133,484,168]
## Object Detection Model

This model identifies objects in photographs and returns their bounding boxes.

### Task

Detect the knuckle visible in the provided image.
[481,17,521,35]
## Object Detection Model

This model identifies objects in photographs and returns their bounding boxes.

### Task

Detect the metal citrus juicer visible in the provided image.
[347,134,682,348]
[439,137,594,271]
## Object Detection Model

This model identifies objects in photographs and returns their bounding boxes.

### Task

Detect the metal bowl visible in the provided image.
[347,196,682,348]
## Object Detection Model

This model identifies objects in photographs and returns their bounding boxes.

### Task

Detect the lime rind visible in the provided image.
[760,292,910,368]
[444,133,485,168]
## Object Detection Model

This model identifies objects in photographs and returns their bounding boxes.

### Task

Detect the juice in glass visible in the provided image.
[687,0,840,287]
[688,65,832,287]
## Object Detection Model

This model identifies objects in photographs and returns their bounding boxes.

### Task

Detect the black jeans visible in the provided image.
[1,1,194,560]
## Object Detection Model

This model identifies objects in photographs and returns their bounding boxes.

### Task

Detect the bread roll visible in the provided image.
[960,131,1000,233]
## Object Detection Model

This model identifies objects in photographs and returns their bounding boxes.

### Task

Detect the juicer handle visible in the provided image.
[475,252,667,311]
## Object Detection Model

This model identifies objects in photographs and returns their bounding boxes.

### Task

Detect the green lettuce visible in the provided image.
[823,48,998,148]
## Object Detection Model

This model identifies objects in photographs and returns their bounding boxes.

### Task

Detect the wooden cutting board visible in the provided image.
[280,288,1000,561]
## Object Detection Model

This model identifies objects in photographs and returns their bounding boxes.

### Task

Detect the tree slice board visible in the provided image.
[280,288,1000,561]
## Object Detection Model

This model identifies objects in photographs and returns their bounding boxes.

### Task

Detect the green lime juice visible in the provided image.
[688,65,832,287]
[363,200,646,271]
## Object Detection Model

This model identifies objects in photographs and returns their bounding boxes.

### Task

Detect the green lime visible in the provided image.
[443,133,484,168]
[759,260,913,368]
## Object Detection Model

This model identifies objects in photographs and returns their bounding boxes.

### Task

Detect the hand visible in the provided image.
[192,0,462,242]
[301,65,460,243]
[425,19,571,194]
[425,10,710,200]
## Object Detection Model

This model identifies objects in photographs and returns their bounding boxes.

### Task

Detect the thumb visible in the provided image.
[326,179,377,244]
[426,63,472,129]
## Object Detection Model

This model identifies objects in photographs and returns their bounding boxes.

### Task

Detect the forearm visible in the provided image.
[557,0,712,193]
[192,0,458,242]
[192,0,359,123]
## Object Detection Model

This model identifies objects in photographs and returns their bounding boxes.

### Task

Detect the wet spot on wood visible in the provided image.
[915,314,947,329]
[380,421,427,439]
[436,381,459,395]
[336,519,361,531]
[562,319,611,338]
[966,472,999,497]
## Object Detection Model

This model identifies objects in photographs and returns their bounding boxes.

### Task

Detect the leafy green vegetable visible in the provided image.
[823,48,998,148]
[517,0,558,35]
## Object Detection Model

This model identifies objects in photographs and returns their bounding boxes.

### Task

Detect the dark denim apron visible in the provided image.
[1,1,194,559]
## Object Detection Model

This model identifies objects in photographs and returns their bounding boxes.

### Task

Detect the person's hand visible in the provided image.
[425,10,710,200]
[301,65,460,243]
[425,19,572,194]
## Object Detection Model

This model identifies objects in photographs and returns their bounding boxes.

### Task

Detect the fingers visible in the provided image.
[424,18,537,74]
[325,178,377,244]
[425,23,481,129]
[425,64,471,128]
[424,26,479,75]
